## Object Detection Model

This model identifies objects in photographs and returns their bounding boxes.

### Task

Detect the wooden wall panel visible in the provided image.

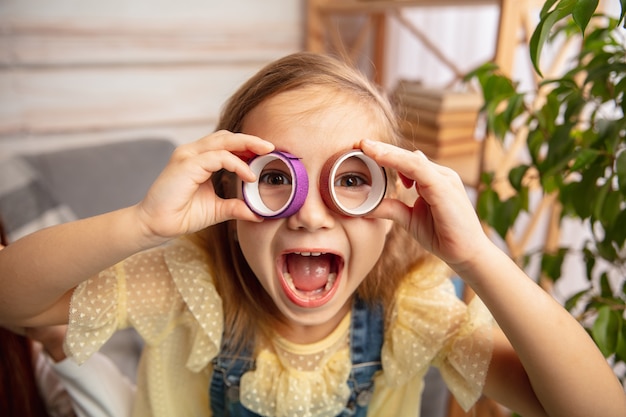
[1,65,262,133]
[0,0,303,155]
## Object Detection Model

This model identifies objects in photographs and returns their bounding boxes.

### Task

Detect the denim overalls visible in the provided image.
[210,296,384,417]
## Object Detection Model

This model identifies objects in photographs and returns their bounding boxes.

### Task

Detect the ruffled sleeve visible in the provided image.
[381,258,493,411]
[65,265,122,364]
[164,241,223,372]
[65,240,223,373]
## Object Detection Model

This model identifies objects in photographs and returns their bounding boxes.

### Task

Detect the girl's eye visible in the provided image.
[260,170,292,186]
[334,173,369,188]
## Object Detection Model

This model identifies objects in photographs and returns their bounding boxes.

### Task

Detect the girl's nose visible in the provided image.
[286,184,335,231]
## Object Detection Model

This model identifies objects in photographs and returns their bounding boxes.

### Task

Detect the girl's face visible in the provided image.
[236,87,393,342]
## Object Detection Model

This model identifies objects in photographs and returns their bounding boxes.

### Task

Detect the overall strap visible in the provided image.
[339,296,384,417]
[209,344,256,417]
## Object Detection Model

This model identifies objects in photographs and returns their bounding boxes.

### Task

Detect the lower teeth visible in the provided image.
[284,272,337,296]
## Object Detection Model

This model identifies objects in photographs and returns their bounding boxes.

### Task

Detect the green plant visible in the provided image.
[466,1,626,384]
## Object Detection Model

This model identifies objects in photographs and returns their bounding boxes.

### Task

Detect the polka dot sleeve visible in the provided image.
[65,240,223,372]
[381,258,493,412]
[65,264,125,364]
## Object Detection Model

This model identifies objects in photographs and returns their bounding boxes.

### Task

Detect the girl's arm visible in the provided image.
[362,139,626,417]
[0,132,273,328]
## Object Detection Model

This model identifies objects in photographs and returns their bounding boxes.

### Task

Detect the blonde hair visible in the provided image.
[188,52,427,348]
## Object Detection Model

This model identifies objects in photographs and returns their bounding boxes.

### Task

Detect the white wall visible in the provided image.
[0,0,303,155]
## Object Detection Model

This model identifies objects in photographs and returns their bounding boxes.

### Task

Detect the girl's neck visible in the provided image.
[275,301,352,344]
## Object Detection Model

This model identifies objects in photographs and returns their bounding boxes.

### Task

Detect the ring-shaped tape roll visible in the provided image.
[320,150,387,216]
[243,151,309,218]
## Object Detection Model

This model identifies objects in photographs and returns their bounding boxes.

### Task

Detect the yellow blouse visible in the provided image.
[65,240,493,417]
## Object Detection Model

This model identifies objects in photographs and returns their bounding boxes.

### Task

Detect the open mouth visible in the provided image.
[279,251,343,308]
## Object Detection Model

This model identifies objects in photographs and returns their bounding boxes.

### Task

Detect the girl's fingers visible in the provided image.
[361,139,464,200]
[369,198,412,230]
[361,139,434,184]
[177,131,274,159]
[185,149,259,183]
[216,198,263,223]
[161,134,274,189]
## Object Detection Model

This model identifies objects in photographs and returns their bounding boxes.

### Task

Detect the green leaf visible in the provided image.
[483,72,518,101]
[592,305,620,357]
[508,165,530,191]
[464,62,501,89]
[478,190,523,240]
[599,190,624,230]
[596,237,618,262]
[530,0,577,75]
[615,322,626,363]
[480,171,494,186]
[477,187,498,224]
[617,150,626,194]
[501,93,526,126]
[541,248,568,282]
[570,148,600,172]
[592,180,611,222]
[599,272,613,298]
[542,173,562,194]
[493,197,520,239]
[583,246,596,281]
[539,0,560,19]
[572,0,599,34]
[608,209,626,248]
[565,288,589,311]
[569,163,605,219]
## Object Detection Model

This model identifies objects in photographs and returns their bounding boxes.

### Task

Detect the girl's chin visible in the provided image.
[275,302,351,337]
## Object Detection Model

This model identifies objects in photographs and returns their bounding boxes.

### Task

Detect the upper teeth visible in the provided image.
[294,252,323,256]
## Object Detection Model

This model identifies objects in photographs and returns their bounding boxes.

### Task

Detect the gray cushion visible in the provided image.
[0,157,77,241]
[22,138,175,218]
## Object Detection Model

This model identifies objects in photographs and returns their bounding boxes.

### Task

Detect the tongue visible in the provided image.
[286,254,333,292]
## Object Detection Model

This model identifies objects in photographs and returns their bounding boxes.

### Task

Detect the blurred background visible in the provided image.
[0,0,303,154]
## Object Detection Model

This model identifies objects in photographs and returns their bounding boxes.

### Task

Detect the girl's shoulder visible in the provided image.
[121,237,212,281]
[382,257,493,410]
[398,255,454,291]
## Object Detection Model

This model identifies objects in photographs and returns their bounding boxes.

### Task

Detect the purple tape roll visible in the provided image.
[243,151,309,218]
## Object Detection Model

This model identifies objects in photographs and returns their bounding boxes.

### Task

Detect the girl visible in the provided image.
[0,52,624,417]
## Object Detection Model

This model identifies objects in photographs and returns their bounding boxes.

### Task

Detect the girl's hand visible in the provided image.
[361,139,490,269]
[136,130,274,241]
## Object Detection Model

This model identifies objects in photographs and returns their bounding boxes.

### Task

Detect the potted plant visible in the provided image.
[466,0,626,385]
